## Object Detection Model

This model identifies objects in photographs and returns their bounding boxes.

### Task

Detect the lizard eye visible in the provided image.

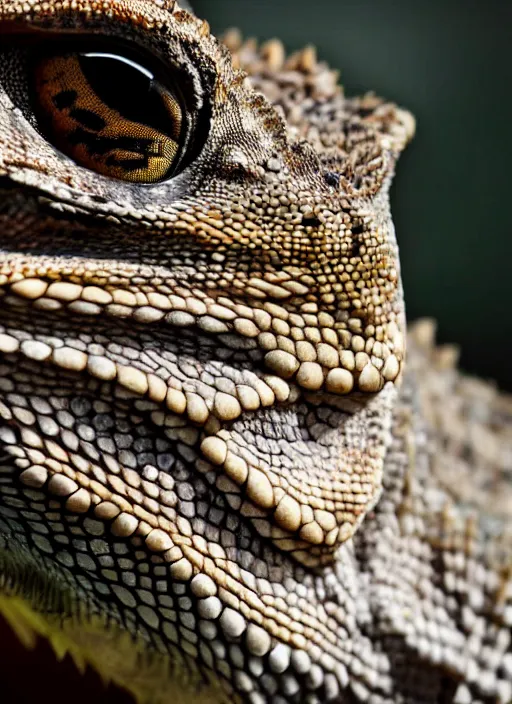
[31,49,186,183]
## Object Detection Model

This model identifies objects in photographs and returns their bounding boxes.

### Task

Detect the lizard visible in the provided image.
[0,1,511,702]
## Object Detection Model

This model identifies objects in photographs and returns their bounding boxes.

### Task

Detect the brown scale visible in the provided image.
[34,53,182,183]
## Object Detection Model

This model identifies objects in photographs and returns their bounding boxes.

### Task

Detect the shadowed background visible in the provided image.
[1,1,510,703]
[195,0,512,391]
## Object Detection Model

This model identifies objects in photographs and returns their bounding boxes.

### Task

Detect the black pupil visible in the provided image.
[78,52,179,139]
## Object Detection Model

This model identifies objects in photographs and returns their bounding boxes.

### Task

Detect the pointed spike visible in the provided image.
[199,18,210,37]
[285,44,318,72]
[222,27,243,52]
[260,39,285,71]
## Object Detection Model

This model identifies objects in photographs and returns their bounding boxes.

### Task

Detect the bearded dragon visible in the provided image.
[0,1,510,703]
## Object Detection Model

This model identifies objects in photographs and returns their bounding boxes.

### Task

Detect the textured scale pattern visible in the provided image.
[0,2,510,703]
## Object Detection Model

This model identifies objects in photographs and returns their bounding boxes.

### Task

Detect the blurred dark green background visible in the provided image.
[194,0,512,390]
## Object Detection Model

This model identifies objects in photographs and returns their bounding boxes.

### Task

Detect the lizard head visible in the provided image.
[0,0,414,568]
[0,0,414,664]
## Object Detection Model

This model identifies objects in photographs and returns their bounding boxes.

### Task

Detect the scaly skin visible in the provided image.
[0,2,510,703]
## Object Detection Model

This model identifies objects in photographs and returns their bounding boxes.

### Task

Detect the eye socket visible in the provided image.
[31,49,186,183]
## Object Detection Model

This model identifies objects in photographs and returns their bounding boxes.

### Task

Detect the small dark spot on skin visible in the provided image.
[351,223,364,257]
[302,215,321,228]
[52,90,77,110]
[351,241,361,258]
[324,171,340,188]
[70,108,106,132]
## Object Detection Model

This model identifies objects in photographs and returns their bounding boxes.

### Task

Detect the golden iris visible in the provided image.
[33,51,184,183]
